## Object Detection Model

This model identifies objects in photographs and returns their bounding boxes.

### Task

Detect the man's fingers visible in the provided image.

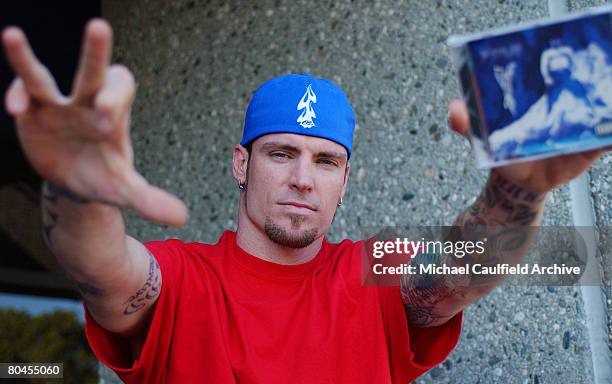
[5,77,30,116]
[72,19,113,102]
[2,27,63,104]
[448,99,470,138]
[127,173,189,228]
[94,65,135,133]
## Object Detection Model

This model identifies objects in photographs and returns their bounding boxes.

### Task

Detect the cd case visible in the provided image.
[448,5,612,168]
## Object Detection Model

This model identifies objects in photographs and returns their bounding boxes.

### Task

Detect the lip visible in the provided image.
[278,201,317,211]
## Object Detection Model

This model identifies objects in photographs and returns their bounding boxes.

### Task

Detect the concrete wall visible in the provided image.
[100,0,611,382]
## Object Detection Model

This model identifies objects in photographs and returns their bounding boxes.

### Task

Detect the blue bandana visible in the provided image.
[241,73,356,158]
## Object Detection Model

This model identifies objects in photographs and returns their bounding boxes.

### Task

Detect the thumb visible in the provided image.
[126,172,189,227]
[448,99,470,138]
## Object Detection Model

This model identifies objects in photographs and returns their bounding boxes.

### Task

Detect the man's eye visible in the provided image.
[319,159,338,166]
[272,152,289,159]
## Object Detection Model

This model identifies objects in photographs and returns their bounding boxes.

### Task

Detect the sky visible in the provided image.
[0,292,84,322]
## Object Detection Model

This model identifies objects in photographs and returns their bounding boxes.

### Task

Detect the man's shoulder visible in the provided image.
[144,230,234,262]
[326,237,364,252]
[324,237,366,269]
[142,232,234,288]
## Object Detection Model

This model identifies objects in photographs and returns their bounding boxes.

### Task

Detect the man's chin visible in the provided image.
[264,216,318,249]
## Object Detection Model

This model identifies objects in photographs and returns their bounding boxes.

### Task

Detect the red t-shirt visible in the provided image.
[85,230,462,383]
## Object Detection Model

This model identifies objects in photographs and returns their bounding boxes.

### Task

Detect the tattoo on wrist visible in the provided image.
[41,181,89,246]
[122,252,161,315]
[467,172,544,227]
[42,205,58,247]
[490,171,544,204]
[43,181,89,204]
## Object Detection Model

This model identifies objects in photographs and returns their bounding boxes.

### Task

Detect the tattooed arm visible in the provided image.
[42,181,161,339]
[400,170,546,327]
[400,100,609,327]
[399,98,607,328]
[2,21,187,357]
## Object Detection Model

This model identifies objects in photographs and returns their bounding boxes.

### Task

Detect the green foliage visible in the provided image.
[0,308,98,384]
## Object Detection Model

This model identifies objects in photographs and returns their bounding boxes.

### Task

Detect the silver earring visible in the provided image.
[238,182,247,190]
[337,197,343,207]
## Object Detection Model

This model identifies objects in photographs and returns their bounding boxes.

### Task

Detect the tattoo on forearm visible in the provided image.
[41,181,88,246]
[400,173,544,326]
[453,173,541,272]
[400,252,464,327]
[401,287,453,327]
[122,252,161,315]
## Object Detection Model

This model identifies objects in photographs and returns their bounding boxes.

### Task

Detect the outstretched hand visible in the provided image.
[2,19,188,227]
[447,99,609,194]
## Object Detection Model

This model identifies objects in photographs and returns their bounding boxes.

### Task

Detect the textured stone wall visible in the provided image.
[100,0,611,382]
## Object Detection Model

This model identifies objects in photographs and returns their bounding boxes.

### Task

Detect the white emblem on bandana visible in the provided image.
[297,84,317,128]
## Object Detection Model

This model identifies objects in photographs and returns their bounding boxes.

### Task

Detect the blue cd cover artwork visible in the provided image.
[460,11,612,167]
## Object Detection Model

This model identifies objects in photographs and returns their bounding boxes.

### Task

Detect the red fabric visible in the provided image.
[84,230,462,383]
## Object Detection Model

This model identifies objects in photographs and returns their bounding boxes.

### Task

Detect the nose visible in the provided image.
[289,156,315,193]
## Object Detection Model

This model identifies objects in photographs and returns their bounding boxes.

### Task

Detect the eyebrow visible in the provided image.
[317,151,348,164]
[260,142,301,153]
[259,141,347,163]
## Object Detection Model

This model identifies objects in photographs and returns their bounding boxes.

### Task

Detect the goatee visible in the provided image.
[264,216,317,248]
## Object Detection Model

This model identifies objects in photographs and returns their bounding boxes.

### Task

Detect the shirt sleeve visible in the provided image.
[377,285,463,383]
[84,239,186,384]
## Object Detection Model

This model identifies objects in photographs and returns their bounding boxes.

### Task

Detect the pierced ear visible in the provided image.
[340,161,351,200]
[232,144,249,184]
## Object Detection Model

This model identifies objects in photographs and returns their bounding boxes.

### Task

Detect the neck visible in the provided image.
[235,198,324,265]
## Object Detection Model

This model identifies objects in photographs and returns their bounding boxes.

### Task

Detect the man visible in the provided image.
[2,19,608,383]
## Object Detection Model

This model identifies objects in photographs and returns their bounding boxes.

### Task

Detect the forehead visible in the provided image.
[252,133,348,157]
